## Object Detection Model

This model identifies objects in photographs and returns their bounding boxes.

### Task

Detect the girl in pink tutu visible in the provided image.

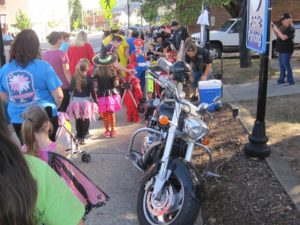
[67,59,98,144]
[93,53,122,138]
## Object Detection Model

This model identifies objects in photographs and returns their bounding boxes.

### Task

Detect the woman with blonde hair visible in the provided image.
[67,31,95,76]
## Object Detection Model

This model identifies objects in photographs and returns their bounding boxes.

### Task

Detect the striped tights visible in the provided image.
[102,112,115,132]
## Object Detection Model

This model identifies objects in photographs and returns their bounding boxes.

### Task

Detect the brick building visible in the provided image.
[188,0,300,34]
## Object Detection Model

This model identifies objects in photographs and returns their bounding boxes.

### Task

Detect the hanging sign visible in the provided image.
[246,0,269,53]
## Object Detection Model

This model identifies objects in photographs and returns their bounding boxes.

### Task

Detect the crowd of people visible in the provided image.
[0,20,213,223]
[0,12,297,223]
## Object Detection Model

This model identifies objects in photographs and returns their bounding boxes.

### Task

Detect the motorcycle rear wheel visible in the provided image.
[137,174,201,225]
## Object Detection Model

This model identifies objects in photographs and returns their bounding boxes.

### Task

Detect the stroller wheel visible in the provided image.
[81,153,91,163]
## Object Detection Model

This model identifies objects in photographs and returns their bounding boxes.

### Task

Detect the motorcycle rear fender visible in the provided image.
[138,158,205,202]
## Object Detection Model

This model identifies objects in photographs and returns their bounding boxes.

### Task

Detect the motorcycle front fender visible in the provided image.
[138,158,205,202]
[168,158,205,202]
[138,162,159,186]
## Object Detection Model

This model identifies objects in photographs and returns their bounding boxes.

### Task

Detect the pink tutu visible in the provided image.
[98,94,122,113]
[67,97,99,121]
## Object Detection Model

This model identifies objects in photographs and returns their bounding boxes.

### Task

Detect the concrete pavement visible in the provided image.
[73,110,143,225]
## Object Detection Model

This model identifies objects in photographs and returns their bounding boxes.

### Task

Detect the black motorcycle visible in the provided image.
[127,58,221,225]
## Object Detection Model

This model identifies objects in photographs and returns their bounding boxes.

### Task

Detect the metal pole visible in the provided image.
[244,0,272,158]
[127,0,130,29]
[81,8,84,29]
[206,6,210,50]
[140,6,143,28]
[0,17,6,67]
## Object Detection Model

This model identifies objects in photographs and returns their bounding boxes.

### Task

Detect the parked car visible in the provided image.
[191,18,300,59]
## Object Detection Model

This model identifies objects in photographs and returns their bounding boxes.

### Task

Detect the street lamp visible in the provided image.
[244,0,272,158]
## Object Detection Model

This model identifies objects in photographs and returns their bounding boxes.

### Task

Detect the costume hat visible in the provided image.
[281,13,291,20]
[92,52,117,66]
[133,38,144,47]
[126,64,135,70]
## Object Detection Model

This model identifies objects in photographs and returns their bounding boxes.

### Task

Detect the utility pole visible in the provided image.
[0,17,6,67]
[81,8,84,29]
[127,0,130,28]
[140,5,143,28]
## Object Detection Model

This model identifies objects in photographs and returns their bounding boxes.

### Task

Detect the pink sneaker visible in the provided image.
[103,131,110,138]
[110,130,117,138]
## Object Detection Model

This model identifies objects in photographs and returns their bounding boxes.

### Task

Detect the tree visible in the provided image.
[206,0,251,67]
[141,1,158,25]
[70,0,83,30]
[15,10,32,30]
[138,0,251,67]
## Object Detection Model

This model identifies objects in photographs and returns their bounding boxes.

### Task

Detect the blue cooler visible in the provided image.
[198,79,222,111]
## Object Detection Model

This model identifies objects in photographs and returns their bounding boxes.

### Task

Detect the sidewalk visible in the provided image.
[222,57,300,212]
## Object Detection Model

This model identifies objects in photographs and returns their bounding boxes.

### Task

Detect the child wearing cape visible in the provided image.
[21,105,109,216]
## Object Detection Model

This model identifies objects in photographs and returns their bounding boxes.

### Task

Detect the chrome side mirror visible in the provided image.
[157,58,172,72]
[197,103,209,113]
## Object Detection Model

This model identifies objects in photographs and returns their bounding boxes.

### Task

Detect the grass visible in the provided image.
[217,53,300,176]
[239,94,300,174]
[212,57,280,85]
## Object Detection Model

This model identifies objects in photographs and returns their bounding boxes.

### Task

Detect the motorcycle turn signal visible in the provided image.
[201,136,210,145]
[158,115,169,126]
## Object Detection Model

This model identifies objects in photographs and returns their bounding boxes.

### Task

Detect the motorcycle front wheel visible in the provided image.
[137,174,201,225]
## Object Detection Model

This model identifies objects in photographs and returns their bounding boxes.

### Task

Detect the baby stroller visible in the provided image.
[55,112,91,163]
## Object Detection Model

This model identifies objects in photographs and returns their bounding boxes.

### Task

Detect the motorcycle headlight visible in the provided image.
[183,118,208,140]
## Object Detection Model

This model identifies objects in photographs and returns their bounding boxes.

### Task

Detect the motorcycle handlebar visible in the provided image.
[146,70,174,91]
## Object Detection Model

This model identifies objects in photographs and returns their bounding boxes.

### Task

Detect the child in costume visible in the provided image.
[67,59,98,145]
[93,53,122,138]
[21,105,109,216]
[102,35,123,57]
[129,38,148,91]
[121,64,143,122]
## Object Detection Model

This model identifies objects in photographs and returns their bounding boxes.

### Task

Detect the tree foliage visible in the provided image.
[137,0,251,66]
[70,0,83,30]
[15,10,32,30]
[141,1,158,25]
[137,0,245,25]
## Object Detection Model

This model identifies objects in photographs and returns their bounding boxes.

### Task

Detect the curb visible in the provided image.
[228,102,300,212]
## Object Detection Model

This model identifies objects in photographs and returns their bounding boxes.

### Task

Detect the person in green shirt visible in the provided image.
[0,99,85,225]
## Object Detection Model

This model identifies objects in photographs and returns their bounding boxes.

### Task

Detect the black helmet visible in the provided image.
[170,61,191,82]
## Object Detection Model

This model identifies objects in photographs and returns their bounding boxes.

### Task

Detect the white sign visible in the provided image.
[246,0,269,53]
